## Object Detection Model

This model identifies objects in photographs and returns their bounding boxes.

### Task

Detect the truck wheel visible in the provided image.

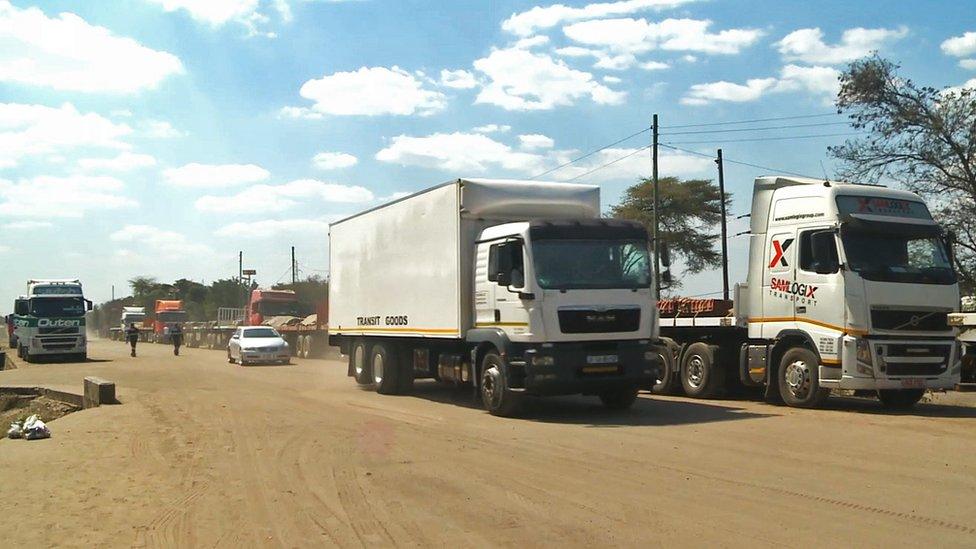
[877,389,925,410]
[305,335,316,359]
[680,343,725,398]
[397,347,415,394]
[352,340,371,385]
[599,386,640,409]
[778,347,830,408]
[301,335,310,359]
[371,343,400,394]
[480,351,522,417]
[652,340,681,395]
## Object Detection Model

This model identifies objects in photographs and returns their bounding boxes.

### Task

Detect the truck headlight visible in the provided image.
[531,355,554,367]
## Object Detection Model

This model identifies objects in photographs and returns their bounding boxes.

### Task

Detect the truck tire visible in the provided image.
[680,343,725,398]
[480,350,522,417]
[301,335,310,359]
[371,343,400,394]
[397,347,414,394]
[877,389,925,410]
[778,347,830,408]
[305,335,316,359]
[599,386,640,409]
[352,340,371,385]
[652,340,681,395]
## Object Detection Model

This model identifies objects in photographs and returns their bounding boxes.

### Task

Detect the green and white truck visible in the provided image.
[12,279,92,363]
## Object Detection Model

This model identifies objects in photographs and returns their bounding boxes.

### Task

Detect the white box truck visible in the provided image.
[328,178,661,416]
[11,279,92,362]
[656,176,961,409]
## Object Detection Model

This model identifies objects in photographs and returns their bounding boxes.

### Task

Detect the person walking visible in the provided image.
[171,323,183,356]
[125,323,140,357]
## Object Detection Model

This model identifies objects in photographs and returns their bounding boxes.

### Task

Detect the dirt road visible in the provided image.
[1,339,975,547]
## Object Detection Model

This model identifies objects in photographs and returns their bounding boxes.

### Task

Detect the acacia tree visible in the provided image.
[829,55,976,291]
[610,176,730,291]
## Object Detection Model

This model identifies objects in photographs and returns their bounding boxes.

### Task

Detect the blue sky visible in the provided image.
[1,0,975,310]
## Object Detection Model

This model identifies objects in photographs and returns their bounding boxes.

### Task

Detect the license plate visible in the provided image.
[587,354,618,364]
[900,378,925,388]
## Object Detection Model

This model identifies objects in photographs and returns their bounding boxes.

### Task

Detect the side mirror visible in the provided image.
[14,300,28,315]
[85,299,93,311]
[945,230,956,264]
[661,269,673,285]
[231,334,239,340]
[660,242,671,268]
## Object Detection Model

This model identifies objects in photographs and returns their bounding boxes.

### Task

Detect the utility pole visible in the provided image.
[239,251,244,308]
[111,285,115,301]
[652,113,660,298]
[716,149,730,301]
[291,246,296,285]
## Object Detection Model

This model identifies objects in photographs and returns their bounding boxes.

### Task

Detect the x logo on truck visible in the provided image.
[768,238,794,268]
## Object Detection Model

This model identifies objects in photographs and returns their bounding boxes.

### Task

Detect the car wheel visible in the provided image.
[680,342,725,398]
[480,350,521,417]
[371,342,400,394]
[352,340,371,385]
[778,347,830,408]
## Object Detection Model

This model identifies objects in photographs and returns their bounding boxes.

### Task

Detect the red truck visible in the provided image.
[153,299,187,343]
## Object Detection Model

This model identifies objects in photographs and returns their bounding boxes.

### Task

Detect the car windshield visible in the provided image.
[30,297,85,317]
[532,239,651,290]
[244,328,279,338]
[841,229,956,284]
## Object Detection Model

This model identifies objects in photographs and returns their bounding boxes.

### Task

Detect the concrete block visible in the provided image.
[83,377,116,408]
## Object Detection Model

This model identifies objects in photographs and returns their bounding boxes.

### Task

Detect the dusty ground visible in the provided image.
[1,339,975,548]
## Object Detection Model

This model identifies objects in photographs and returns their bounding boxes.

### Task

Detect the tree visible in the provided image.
[610,176,730,291]
[829,55,976,291]
[273,275,329,309]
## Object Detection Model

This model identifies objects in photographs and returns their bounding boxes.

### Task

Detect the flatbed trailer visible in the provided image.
[948,312,976,391]
[267,311,328,359]
[184,308,245,350]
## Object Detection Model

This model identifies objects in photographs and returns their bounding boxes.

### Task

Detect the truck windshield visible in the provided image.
[257,301,305,317]
[125,314,146,323]
[30,297,85,317]
[533,239,651,290]
[841,230,956,285]
[158,311,188,322]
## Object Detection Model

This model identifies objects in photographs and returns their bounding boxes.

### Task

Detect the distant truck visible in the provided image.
[948,310,976,391]
[110,306,152,341]
[328,178,661,416]
[11,279,92,362]
[656,176,961,409]
[153,300,187,343]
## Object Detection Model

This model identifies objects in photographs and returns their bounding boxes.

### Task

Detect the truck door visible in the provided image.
[793,228,844,358]
[484,240,531,335]
[762,231,797,338]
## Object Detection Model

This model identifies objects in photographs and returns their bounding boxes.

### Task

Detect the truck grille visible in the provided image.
[39,326,79,335]
[880,343,951,376]
[871,309,948,331]
[558,308,640,334]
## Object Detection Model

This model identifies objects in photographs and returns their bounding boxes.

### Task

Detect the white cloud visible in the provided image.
[472,124,511,134]
[163,162,270,188]
[277,106,324,120]
[513,35,551,49]
[641,60,670,70]
[111,224,210,257]
[473,46,625,110]
[518,134,555,150]
[312,151,358,170]
[215,218,332,238]
[777,26,909,65]
[960,59,976,70]
[79,152,157,171]
[0,175,137,218]
[502,0,695,36]
[682,78,777,105]
[944,78,976,97]
[439,69,478,89]
[2,220,52,230]
[144,120,185,138]
[196,179,373,213]
[563,17,764,55]
[294,66,446,116]
[603,75,622,84]
[941,32,976,58]
[145,0,290,37]
[376,132,549,174]
[682,64,840,105]
[0,1,183,93]
[0,102,132,168]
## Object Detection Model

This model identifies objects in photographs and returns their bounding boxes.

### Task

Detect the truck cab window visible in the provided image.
[799,230,839,274]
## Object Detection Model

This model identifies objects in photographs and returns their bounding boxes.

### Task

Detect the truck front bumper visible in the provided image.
[516,340,660,396]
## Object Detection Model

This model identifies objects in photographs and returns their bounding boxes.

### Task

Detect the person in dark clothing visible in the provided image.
[125,323,140,357]
[170,323,183,356]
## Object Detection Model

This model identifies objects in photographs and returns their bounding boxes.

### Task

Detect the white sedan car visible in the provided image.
[227,326,291,365]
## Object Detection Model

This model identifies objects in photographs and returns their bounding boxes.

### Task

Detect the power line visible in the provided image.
[530,126,651,179]
[660,143,817,179]
[562,145,651,182]
[660,121,850,136]
[661,112,841,129]
[662,131,864,145]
